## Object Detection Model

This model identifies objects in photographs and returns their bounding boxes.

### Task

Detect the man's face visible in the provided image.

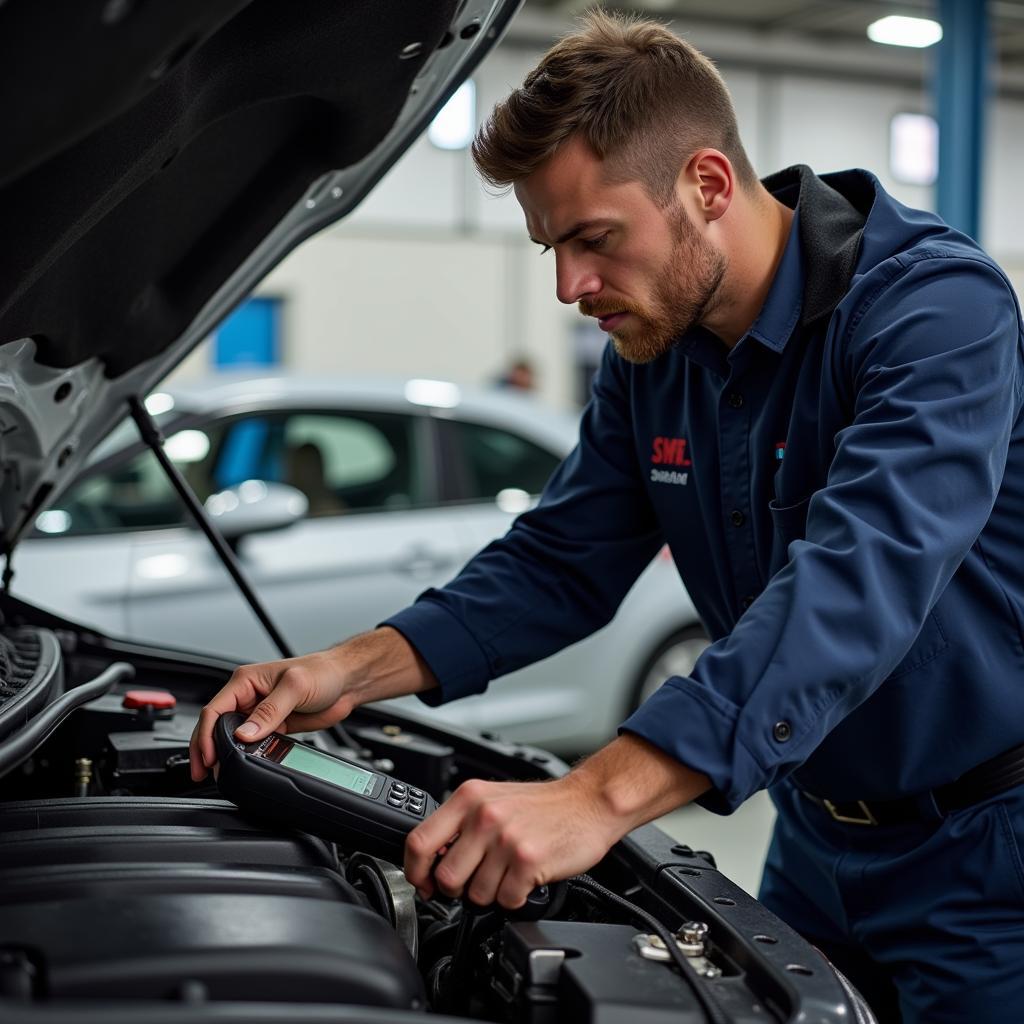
[514,136,726,363]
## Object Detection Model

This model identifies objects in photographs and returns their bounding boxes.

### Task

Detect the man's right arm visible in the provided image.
[190,344,660,777]
[188,625,437,781]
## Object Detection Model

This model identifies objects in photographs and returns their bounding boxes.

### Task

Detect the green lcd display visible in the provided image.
[281,744,376,796]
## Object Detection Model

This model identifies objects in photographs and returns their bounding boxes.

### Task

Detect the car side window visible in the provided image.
[34,426,216,537]
[34,409,423,538]
[276,411,421,516]
[438,419,561,502]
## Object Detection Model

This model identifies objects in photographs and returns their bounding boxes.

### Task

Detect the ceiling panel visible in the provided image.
[522,1,1024,66]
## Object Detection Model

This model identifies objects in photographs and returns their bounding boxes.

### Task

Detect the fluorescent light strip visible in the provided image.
[867,15,943,48]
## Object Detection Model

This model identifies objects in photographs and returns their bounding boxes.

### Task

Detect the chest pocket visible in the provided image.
[768,493,811,576]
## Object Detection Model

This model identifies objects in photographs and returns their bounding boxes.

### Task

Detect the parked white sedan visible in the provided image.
[12,374,709,753]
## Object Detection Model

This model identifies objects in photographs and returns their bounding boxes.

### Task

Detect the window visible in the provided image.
[439,419,561,503]
[39,432,209,536]
[275,412,419,515]
[37,409,423,537]
[890,112,938,186]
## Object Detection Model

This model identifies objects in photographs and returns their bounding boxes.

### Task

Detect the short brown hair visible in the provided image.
[472,8,758,204]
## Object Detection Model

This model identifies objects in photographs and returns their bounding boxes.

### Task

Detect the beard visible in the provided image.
[579,204,727,364]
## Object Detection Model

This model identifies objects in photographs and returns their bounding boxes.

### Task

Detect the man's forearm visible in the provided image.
[570,732,712,835]
[340,626,440,706]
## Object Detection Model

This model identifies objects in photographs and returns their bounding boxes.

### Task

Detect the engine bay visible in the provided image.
[0,608,870,1023]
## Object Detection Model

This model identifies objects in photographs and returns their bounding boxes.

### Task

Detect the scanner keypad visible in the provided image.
[388,780,427,816]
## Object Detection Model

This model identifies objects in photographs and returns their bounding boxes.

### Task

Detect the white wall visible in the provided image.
[171,32,1024,409]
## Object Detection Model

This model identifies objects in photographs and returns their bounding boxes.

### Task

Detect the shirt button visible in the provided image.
[728,392,744,409]
[730,509,745,527]
[773,721,792,743]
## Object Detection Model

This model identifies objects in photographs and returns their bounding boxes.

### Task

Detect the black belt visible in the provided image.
[800,742,1024,826]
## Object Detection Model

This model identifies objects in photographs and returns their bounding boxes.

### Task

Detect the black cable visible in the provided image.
[0,662,135,779]
[569,873,732,1024]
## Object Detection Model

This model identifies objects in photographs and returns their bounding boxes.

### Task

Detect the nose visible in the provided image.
[554,251,601,306]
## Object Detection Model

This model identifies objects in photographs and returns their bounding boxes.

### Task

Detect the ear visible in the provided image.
[678,149,733,223]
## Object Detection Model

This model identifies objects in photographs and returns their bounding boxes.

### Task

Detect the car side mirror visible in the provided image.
[204,481,308,540]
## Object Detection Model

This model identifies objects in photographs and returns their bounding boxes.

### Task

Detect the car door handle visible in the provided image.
[395,546,453,578]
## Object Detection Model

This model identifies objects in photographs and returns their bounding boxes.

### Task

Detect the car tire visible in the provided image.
[629,624,711,712]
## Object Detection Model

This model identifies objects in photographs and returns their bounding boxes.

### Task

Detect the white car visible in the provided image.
[11,373,710,753]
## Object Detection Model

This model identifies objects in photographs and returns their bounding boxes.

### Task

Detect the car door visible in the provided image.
[430,414,611,744]
[123,407,468,663]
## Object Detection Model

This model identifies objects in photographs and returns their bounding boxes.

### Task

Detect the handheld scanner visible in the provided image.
[213,712,438,863]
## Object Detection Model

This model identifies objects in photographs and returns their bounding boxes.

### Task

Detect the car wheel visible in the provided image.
[630,624,711,711]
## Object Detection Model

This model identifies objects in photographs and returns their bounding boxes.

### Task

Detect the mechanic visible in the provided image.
[190,11,1024,1021]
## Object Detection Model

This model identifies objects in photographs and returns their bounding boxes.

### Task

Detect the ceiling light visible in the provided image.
[867,15,943,48]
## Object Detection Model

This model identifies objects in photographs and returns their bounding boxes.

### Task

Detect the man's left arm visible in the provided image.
[624,255,1023,814]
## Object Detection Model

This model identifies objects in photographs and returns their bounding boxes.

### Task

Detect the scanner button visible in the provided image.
[387,795,405,807]
[409,788,424,799]
[391,783,407,796]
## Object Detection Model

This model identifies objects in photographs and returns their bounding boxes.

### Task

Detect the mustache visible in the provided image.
[578,298,641,318]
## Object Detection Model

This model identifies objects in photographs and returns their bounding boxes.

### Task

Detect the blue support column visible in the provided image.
[934,0,989,240]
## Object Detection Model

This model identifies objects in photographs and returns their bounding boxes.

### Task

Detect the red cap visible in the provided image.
[122,690,177,710]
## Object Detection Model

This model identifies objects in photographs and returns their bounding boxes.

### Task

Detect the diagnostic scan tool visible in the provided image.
[214,711,438,862]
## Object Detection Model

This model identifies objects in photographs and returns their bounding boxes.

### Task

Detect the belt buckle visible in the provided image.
[823,799,878,826]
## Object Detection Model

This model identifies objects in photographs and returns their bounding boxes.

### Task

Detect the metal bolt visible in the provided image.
[678,921,709,944]
[74,757,93,797]
[330,186,344,200]
[305,198,317,210]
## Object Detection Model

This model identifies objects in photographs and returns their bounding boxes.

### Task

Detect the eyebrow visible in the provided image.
[529,220,609,248]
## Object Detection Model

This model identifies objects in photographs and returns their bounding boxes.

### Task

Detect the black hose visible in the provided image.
[569,873,732,1024]
[0,662,135,779]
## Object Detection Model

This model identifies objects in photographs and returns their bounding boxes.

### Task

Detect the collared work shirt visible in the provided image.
[386,166,1024,814]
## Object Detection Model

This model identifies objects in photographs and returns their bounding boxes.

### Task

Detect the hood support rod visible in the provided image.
[127,396,295,660]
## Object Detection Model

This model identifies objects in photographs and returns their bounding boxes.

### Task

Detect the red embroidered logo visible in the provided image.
[651,436,692,467]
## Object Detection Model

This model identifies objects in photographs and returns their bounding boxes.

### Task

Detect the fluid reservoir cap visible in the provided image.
[122,690,177,710]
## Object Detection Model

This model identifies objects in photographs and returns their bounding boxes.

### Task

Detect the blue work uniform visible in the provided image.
[385,165,1024,1021]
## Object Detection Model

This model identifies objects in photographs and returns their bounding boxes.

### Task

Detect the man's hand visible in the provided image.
[188,627,437,782]
[405,733,712,908]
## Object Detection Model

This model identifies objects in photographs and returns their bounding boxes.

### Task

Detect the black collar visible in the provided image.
[761,164,873,328]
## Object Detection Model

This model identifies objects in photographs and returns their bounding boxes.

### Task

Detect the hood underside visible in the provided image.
[0,0,520,551]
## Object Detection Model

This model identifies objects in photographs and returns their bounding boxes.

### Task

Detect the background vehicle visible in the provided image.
[11,374,710,754]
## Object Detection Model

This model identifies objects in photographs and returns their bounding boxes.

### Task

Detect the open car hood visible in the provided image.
[0,0,520,554]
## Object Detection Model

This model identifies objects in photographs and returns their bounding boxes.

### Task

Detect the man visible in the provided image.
[190,11,1024,1021]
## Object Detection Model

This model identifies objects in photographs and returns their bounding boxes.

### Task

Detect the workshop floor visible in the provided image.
[657,790,776,896]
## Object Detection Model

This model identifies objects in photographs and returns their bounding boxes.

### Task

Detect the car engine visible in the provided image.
[0,611,875,1024]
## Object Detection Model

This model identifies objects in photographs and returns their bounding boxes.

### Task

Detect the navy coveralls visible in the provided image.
[387,165,1024,1021]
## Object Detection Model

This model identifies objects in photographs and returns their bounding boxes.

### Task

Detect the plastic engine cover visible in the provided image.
[0,797,425,1009]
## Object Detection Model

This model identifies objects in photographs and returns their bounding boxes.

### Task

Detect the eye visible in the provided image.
[584,233,609,251]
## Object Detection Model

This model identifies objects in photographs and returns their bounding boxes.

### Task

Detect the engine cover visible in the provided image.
[0,797,425,1009]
